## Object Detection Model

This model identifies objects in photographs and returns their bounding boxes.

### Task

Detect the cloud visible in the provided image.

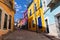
[26,0,32,3]
[26,0,28,1]
[29,0,32,3]
[15,2,22,12]
[15,19,18,22]
[16,9,19,12]
[15,5,22,12]
[15,5,22,9]
[24,5,27,8]
[20,11,24,13]
[15,3,22,9]
[15,2,17,5]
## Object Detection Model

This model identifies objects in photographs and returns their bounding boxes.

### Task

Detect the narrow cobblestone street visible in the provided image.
[2,30,51,40]
[0,0,60,40]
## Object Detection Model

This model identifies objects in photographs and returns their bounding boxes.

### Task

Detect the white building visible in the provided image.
[43,0,60,38]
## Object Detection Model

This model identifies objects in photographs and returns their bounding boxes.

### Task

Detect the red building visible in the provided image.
[18,10,28,29]
[23,10,28,29]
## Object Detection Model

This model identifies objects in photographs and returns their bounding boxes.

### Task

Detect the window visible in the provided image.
[4,14,8,29]
[29,21,31,28]
[4,0,13,8]
[0,9,2,29]
[9,15,12,29]
[43,1,46,7]
[30,9,32,16]
[9,1,13,8]
[34,3,37,12]
[40,0,42,8]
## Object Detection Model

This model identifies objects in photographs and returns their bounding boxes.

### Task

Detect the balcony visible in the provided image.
[47,0,60,8]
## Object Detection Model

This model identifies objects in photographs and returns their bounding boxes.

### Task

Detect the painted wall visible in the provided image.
[0,0,15,36]
[44,3,60,37]
[23,10,28,25]
[28,0,45,32]
[45,6,60,25]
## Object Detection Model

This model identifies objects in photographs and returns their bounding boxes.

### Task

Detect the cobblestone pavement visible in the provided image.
[2,30,52,40]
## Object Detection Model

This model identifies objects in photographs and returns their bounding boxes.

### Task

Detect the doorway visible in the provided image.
[57,16,60,37]
[4,14,8,29]
[57,16,60,30]
[9,15,11,29]
[38,17,42,28]
[55,13,60,37]
[45,19,49,33]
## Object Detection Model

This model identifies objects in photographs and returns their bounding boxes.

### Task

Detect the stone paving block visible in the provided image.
[2,30,53,40]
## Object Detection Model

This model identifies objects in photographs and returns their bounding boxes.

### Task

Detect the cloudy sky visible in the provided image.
[14,0,32,22]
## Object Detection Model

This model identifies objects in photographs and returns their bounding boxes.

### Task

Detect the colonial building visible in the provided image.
[18,19,23,28]
[28,0,45,32]
[23,10,28,29]
[44,0,60,38]
[0,0,15,36]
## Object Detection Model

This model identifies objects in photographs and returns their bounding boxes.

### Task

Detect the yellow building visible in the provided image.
[0,0,15,36]
[28,0,45,32]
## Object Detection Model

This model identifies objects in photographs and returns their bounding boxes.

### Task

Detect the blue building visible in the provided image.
[44,0,60,38]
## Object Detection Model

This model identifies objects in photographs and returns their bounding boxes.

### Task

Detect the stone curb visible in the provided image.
[42,33,60,40]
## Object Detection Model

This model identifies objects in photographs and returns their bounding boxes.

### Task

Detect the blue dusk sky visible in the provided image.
[14,0,32,22]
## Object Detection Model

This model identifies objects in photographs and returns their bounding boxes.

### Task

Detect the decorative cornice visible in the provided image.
[0,1,15,13]
[47,0,60,7]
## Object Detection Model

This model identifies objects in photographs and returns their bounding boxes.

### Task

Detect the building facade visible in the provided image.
[18,19,23,28]
[44,0,60,38]
[23,10,28,29]
[28,0,45,32]
[0,0,15,36]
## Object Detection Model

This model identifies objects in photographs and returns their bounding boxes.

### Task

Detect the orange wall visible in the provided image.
[0,1,15,36]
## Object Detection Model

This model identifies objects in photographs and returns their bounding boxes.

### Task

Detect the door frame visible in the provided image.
[45,17,49,33]
[0,9,2,29]
[4,14,8,29]
[9,15,11,29]
[55,13,60,37]
[37,17,42,28]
